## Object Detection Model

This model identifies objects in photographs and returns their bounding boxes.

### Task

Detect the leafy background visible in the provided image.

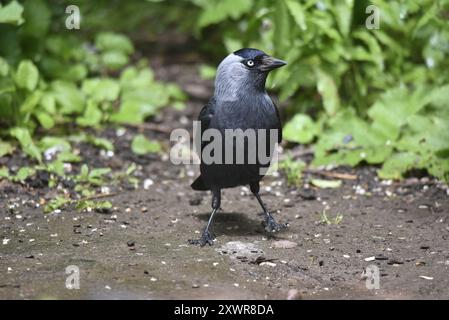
[1,0,448,205]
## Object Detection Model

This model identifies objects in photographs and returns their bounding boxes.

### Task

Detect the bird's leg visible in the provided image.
[189,189,221,246]
[250,182,287,233]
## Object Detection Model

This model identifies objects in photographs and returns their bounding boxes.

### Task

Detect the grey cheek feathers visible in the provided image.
[214,53,250,102]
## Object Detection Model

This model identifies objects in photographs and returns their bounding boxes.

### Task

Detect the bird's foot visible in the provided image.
[264,215,287,233]
[188,230,215,247]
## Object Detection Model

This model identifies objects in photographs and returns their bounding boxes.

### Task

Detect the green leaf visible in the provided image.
[51,81,85,114]
[0,0,24,25]
[79,164,89,180]
[40,93,56,114]
[311,179,342,189]
[35,111,54,129]
[15,60,39,91]
[285,0,307,31]
[10,127,42,163]
[38,136,71,153]
[88,167,111,185]
[86,135,113,151]
[131,134,161,155]
[0,57,9,76]
[95,32,134,54]
[20,91,42,114]
[56,151,81,163]
[22,0,51,37]
[0,167,9,179]
[333,0,353,36]
[14,166,35,182]
[126,163,137,175]
[44,196,70,213]
[283,114,318,144]
[76,100,102,127]
[316,70,340,116]
[81,79,120,102]
[75,200,112,212]
[110,100,156,124]
[378,152,419,180]
[274,0,290,54]
[101,51,129,70]
[0,140,14,157]
[198,0,253,28]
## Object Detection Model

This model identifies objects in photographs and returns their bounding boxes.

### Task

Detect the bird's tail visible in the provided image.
[191,176,209,191]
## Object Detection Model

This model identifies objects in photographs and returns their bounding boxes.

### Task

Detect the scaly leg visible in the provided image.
[250,182,287,233]
[189,189,221,246]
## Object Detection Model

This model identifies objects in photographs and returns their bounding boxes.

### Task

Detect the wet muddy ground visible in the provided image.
[1,61,449,300]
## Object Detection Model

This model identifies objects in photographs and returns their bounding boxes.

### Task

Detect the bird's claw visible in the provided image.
[264,215,287,233]
[188,230,215,247]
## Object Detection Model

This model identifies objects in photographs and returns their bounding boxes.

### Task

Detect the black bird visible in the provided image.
[190,48,287,246]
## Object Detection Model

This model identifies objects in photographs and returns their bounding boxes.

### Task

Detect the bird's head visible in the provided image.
[214,48,287,100]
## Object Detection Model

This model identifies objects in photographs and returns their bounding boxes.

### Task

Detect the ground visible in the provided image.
[1,59,448,300]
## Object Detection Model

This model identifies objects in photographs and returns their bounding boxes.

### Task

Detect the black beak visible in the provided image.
[259,55,287,72]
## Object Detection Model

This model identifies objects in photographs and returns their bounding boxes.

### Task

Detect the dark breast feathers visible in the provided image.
[192,94,282,190]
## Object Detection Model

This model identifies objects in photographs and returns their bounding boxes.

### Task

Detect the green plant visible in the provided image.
[0,0,186,165]
[320,211,343,225]
[190,0,449,182]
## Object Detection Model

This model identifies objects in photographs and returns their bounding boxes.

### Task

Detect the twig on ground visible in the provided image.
[304,169,358,180]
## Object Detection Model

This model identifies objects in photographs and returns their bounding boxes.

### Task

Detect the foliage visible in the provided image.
[189,0,449,182]
[131,134,162,155]
[1,0,449,189]
[0,0,186,165]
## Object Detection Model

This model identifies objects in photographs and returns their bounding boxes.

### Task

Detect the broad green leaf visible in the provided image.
[198,0,253,28]
[110,100,156,124]
[95,32,134,54]
[10,127,42,163]
[131,134,162,155]
[56,151,81,163]
[283,114,317,144]
[0,140,14,157]
[38,136,71,153]
[101,51,129,70]
[51,81,85,114]
[14,166,35,182]
[0,0,24,25]
[35,111,54,129]
[81,79,120,102]
[86,135,114,151]
[76,100,102,127]
[15,60,39,91]
[20,90,42,114]
[316,70,340,116]
[378,152,419,180]
[40,93,56,114]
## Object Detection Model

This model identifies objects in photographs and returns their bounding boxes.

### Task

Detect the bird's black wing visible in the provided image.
[191,98,216,191]
[273,102,282,143]
[198,97,216,148]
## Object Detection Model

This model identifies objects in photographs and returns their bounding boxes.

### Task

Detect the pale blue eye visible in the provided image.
[246,60,254,67]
